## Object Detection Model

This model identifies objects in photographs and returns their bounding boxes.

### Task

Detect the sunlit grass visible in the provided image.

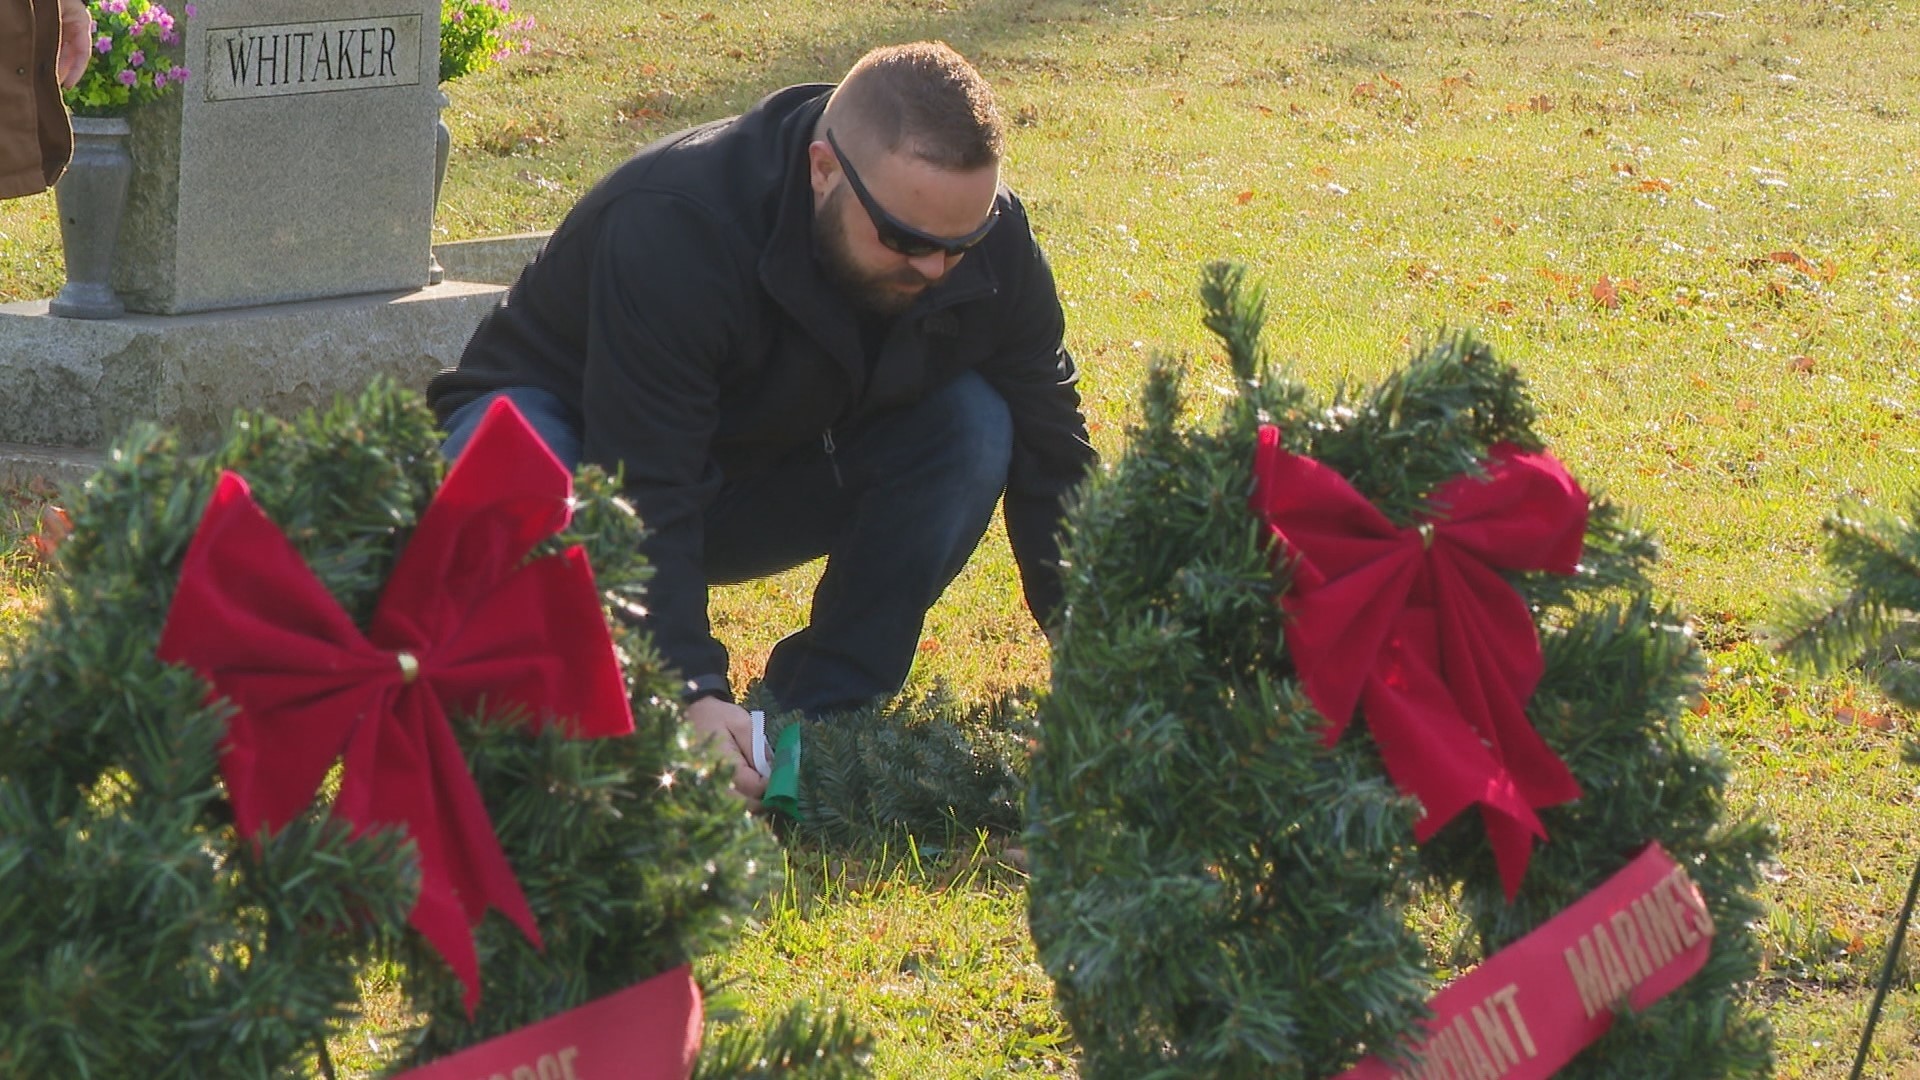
[4,0,1918,1075]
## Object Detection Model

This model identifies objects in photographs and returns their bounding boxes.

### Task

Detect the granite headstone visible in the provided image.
[113,0,441,314]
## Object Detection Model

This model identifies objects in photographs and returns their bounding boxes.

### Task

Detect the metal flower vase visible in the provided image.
[428,88,450,285]
[49,116,134,320]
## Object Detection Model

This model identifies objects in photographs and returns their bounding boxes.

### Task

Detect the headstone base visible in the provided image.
[431,231,549,286]
[0,442,108,492]
[0,281,505,486]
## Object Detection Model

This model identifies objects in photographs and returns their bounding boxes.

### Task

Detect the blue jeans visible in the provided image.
[440,373,1014,715]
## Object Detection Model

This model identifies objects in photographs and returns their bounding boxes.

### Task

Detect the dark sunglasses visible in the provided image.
[825,129,999,258]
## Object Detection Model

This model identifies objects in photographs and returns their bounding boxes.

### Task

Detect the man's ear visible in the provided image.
[806,141,839,201]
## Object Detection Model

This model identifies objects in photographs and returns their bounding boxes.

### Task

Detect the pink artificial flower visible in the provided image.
[94,35,112,53]
[128,49,145,66]
[171,65,190,83]
[449,8,463,20]
[116,69,137,85]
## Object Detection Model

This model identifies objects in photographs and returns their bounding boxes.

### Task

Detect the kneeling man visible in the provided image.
[427,42,1095,803]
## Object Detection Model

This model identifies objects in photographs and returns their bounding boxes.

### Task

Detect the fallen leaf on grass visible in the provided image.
[1787,355,1817,374]
[1501,95,1553,114]
[1535,266,1580,297]
[1828,922,1869,955]
[1235,190,1256,205]
[23,505,71,565]
[1766,249,1819,276]
[1591,275,1620,310]
[1834,704,1896,731]
[1635,177,1675,193]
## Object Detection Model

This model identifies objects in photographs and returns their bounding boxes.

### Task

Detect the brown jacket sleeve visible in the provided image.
[0,0,75,200]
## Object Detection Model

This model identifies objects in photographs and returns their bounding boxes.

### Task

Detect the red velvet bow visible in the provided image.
[1249,425,1588,897]
[158,398,635,1012]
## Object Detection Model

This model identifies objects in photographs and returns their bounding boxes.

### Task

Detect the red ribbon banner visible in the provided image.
[1335,843,1716,1080]
[158,398,636,1013]
[1250,426,1589,897]
[394,963,703,1080]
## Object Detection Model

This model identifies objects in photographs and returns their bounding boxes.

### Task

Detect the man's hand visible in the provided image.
[56,0,95,90]
[684,695,769,811]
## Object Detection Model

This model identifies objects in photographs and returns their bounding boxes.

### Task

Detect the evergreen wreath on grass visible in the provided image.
[1776,494,1920,1078]
[1026,262,1775,1078]
[1778,495,1920,724]
[0,382,868,1078]
[758,686,1031,850]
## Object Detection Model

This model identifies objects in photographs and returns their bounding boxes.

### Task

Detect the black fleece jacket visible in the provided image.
[426,84,1094,689]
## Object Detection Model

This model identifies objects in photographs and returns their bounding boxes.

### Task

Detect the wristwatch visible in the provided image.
[680,673,733,705]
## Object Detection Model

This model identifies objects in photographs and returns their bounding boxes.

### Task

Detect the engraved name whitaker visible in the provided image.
[228,27,397,86]
[205,16,421,101]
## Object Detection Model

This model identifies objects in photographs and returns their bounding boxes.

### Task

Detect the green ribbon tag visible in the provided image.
[763,723,802,819]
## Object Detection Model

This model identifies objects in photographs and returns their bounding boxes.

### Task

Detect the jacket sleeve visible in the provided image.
[976,203,1096,631]
[578,194,743,686]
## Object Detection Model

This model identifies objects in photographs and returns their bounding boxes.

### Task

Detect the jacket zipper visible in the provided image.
[821,429,844,487]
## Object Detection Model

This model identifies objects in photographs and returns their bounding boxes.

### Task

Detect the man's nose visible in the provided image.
[907,251,951,281]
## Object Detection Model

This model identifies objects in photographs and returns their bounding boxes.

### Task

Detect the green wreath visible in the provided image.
[0,383,867,1077]
[1027,263,1775,1078]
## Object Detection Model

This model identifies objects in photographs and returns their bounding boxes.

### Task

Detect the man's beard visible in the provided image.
[813,186,928,317]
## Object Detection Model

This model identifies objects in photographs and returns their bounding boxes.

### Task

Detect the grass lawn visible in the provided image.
[5,0,1920,1075]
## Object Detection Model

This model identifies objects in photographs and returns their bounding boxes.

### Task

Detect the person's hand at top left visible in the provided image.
[56,0,95,90]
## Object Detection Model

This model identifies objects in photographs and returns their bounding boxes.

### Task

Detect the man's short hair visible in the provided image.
[823,42,1004,171]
